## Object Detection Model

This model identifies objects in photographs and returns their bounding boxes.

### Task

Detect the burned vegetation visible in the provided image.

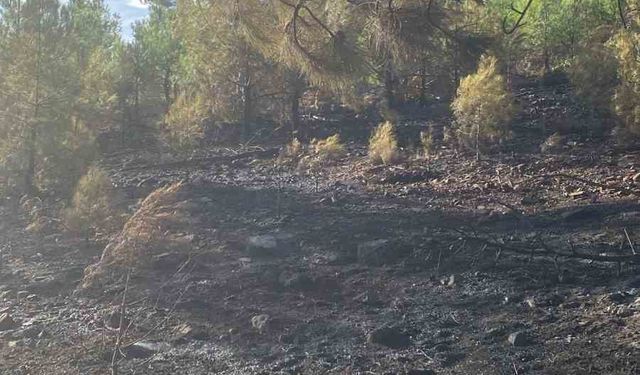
[3,0,640,374]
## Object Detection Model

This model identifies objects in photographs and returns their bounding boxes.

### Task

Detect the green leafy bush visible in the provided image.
[451,55,515,151]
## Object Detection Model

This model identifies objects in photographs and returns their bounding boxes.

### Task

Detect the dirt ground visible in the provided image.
[2,82,640,374]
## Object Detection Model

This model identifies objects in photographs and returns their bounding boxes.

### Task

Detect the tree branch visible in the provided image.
[502,0,533,35]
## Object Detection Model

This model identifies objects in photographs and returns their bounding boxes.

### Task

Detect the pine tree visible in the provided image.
[0,0,119,196]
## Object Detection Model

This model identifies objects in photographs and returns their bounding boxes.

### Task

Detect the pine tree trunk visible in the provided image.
[238,49,253,140]
[132,77,140,129]
[163,66,172,106]
[383,60,395,109]
[25,0,44,195]
[543,47,551,76]
[419,63,428,106]
[287,71,305,138]
[291,85,301,138]
[240,80,253,140]
[24,122,37,195]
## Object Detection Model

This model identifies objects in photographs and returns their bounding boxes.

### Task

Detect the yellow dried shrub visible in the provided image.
[368,121,400,165]
[277,138,304,165]
[164,94,207,151]
[420,130,435,157]
[569,31,617,111]
[451,55,515,150]
[64,166,121,236]
[312,134,346,162]
[81,182,196,290]
[611,31,640,136]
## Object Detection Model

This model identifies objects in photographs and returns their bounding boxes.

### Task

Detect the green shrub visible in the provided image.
[368,121,400,165]
[451,55,515,151]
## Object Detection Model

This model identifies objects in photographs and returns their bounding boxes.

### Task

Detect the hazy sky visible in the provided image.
[106,0,150,39]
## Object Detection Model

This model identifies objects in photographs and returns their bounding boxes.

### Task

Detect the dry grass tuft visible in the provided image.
[312,134,346,162]
[64,166,122,236]
[420,130,435,157]
[163,94,207,151]
[368,121,400,165]
[277,138,304,165]
[81,182,197,291]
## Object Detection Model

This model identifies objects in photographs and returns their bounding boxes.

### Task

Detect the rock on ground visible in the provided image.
[0,313,19,331]
[367,327,412,349]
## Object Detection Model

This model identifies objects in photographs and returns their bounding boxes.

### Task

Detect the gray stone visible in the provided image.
[440,275,456,287]
[251,314,270,333]
[485,326,506,339]
[620,211,640,222]
[608,291,628,304]
[353,291,383,307]
[407,369,436,375]
[279,272,314,290]
[521,195,544,205]
[153,252,189,270]
[357,239,402,266]
[123,341,171,359]
[0,313,19,331]
[366,327,412,349]
[560,207,600,222]
[624,275,640,289]
[247,232,296,257]
[170,323,208,343]
[105,310,130,330]
[508,331,531,347]
[7,340,19,348]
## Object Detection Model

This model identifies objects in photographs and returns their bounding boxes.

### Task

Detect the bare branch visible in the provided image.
[111,269,132,375]
[426,0,458,42]
[502,0,534,35]
[619,0,628,28]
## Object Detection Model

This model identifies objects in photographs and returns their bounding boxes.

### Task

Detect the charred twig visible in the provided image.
[124,280,192,348]
[456,229,640,265]
[111,268,131,375]
[625,228,637,255]
[470,244,488,267]
[122,257,196,342]
[532,172,640,198]
[436,247,443,276]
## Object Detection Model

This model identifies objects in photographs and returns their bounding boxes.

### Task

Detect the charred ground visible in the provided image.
[1,81,640,375]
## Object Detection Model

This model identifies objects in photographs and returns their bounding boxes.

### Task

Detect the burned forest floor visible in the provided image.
[3,82,640,374]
